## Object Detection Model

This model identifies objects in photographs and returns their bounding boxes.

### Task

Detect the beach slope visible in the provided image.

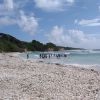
[0,53,100,100]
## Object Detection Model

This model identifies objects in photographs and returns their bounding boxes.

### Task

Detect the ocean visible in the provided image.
[20,50,100,70]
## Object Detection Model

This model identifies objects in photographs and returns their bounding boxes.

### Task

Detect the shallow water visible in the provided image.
[20,50,100,69]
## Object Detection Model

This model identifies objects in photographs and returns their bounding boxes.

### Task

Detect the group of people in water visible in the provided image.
[26,53,68,59]
[39,53,67,59]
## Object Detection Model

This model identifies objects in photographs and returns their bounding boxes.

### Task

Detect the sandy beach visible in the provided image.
[0,53,100,100]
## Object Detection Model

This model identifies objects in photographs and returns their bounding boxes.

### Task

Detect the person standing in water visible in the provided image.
[24,48,29,59]
[27,53,29,59]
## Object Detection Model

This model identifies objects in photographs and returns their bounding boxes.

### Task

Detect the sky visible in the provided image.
[0,0,100,49]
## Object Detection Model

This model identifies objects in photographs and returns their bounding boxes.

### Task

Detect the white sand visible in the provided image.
[0,53,100,100]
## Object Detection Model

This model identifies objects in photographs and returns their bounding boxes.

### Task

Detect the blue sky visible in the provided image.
[0,0,100,49]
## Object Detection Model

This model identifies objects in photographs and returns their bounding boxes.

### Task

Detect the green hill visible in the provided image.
[0,33,82,52]
[0,33,26,52]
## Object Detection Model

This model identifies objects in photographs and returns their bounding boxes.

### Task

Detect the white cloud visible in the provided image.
[18,11,38,35]
[47,26,100,49]
[0,10,39,35]
[14,0,29,10]
[34,0,75,12]
[0,16,16,26]
[0,0,14,10]
[0,0,39,35]
[66,0,75,3]
[74,19,78,24]
[4,0,14,10]
[0,1,39,35]
[0,0,29,16]
[75,18,100,26]
[99,6,100,12]
[47,26,67,44]
[0,0,14,15]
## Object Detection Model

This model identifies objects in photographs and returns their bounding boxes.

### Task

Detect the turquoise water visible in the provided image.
[20,50,100,66]
[67,51,100,65]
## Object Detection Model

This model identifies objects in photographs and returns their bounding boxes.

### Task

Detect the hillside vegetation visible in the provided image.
[0,33,81,52]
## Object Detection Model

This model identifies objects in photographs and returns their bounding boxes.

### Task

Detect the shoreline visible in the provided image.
[0,53,100,100]
[19,52,100,71]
